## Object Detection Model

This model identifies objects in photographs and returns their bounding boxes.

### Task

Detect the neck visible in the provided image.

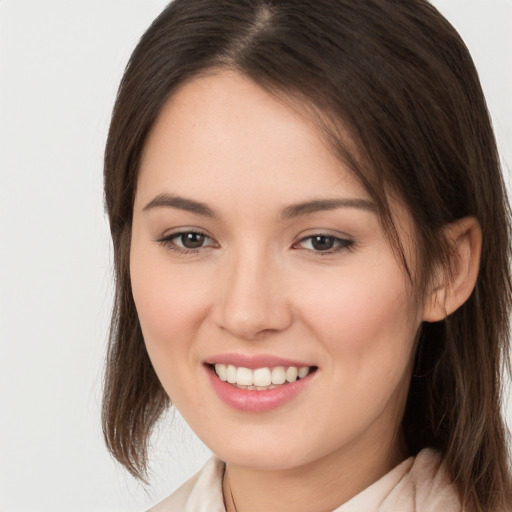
[222,431,408,512]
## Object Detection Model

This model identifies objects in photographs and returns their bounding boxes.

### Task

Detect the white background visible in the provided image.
[0,1,511,511]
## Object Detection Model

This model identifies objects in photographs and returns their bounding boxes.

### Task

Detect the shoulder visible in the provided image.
[147,457,226,512]
[382,449,462,512]
[338,449,462,512]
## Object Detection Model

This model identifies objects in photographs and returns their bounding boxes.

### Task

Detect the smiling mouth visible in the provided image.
[209,363,318,391]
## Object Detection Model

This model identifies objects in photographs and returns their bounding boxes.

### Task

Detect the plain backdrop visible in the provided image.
[0,1,511,511]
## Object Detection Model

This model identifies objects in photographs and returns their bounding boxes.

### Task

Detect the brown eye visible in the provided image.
[179,232,207,249]
[310,235,335,251]
[157,230,216,253]
[295,234,354,254]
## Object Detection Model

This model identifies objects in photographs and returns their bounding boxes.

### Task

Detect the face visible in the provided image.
[130,71,425,472]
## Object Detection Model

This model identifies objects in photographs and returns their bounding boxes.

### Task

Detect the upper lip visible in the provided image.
[204,353,315,369]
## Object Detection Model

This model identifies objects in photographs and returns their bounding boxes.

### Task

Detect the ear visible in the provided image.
[423,217,482,322]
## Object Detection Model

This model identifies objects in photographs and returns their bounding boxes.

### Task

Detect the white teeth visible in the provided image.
[215,363,227,381]
[298,366,310,379]
[236,367,253,386]
[213,364,313,388]
[286,366,298,383]
[226,364,237,384]
[253,367,272,387]
[271,367,286,385]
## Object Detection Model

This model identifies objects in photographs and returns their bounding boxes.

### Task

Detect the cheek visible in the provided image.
[292,264,419,446]
[297,261,418,372]
[130,261,215,412]
[129,242,213,375]
[132,271,204,343]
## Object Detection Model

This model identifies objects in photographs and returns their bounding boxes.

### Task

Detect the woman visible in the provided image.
[102,0,512,510]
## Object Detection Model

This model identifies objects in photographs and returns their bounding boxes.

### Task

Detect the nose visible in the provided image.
[213,247,293,340]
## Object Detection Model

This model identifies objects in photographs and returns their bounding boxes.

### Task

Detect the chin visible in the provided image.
[200,430,318,471]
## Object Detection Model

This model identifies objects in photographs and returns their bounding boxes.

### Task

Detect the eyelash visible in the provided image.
[156,231,355,255]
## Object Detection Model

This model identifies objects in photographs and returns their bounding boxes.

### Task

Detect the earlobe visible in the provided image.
[422,217,482,322]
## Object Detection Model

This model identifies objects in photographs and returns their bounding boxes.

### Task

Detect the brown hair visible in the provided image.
[102,1,512,509]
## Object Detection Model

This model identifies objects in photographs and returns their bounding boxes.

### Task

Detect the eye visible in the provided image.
[175,232,208,249]
[295,234,354,253]
[157,230,217,253]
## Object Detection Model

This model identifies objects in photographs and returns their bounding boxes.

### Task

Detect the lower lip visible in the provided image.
[205,366,316,412]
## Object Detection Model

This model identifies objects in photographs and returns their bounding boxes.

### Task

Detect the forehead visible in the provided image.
[137,70,370,208]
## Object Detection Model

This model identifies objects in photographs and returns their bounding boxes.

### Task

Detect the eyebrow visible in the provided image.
[281,198,376,219]
[143,193,216,217]
[142,193,376,218]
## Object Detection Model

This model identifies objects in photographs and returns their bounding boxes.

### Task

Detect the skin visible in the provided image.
[130,71,479,512]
